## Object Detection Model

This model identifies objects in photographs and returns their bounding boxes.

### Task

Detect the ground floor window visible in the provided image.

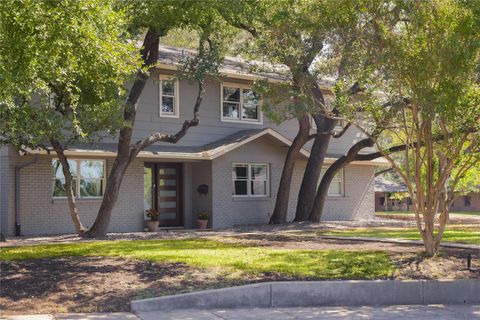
[320,166,345,197]
[232,163,269,197]
[52,159,105,198]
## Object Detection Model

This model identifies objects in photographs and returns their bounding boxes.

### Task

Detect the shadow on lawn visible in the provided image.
[0,257,213,314]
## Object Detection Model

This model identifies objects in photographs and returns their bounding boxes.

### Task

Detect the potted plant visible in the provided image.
[145,208,159,232]
[196,211,209,229]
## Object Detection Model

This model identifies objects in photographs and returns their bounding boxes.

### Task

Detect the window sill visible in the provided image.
[221,118,263,125]
[326,196,347,200]
[232,196,271,201]
[51,197,103,204]
[159,113,179,118]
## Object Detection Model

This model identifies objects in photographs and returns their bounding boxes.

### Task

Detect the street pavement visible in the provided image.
[3,305,480,320]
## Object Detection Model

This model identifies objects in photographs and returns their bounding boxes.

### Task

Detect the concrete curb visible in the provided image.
[317,235,480,250]
[130,279,480,312]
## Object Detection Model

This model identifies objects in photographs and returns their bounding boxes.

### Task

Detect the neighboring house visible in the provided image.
[450,192,480,212]
[375,175,480,213]
[0,46,384,236]
[374,176,410,212]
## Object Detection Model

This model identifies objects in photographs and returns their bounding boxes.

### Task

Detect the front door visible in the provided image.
[144,163,183,227]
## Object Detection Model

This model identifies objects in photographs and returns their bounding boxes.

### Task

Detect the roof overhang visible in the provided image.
[23,129,385,166]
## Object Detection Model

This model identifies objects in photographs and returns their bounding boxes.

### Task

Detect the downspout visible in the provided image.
[15,155,39,236]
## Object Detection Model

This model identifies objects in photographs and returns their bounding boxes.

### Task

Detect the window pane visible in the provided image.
[53,178,77,197]
[233,165,248,179]
[328,182,342,196]
[162,80,175,95]
[52,159,77,179]
[80,160,104,179]
[234,180,248,195]
[223,102,239,118]
[158,168,176,175]
[242,103,259,120]
[251,180,267,196]
[223,87,240,102]
[159,190,176,197]
[144,167,153,212]
[162,96,174,113]
[159,201,176,209]
[243,89,259,105]
[159,179,176,186]
[80,178,103,197]
[251,165,267,180]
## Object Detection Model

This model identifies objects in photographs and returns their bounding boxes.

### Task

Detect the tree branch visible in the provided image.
[130,81,205,159]
[332,123,351,138]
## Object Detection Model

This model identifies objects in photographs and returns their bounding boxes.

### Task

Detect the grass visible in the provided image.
[376,211,480,216]
[0,238,393,280]
[317,226,480,245]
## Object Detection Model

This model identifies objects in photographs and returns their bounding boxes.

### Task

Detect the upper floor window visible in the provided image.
[221,84,262,123]
[319,166,345,197]
[52,159,105,198]
[159,75,179,118]
[232,163,269,197]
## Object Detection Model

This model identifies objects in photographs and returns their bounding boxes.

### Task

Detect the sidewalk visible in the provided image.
[3,305,480,320]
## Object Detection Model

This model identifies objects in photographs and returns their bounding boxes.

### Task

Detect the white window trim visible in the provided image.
[159,75,180,118]
[220,82,263,125]
[323,167,345,197]
[232,163,270,198]
[52,159,106,199]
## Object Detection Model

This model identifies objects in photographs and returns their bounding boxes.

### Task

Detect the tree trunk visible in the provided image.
[309,138,375,222]
[269,115,310,224]
[294,115,336,221]
[51,141,86,234]
[82,30,160,238]
[83,156,131,238]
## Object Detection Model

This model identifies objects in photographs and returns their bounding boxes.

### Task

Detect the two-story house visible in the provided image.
[0,46,383,236]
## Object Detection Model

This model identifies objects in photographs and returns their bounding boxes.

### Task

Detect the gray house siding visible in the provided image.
[210,136,374,228]
[127,69,369,156]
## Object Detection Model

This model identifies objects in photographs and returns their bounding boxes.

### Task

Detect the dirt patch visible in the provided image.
[0,257,233,315]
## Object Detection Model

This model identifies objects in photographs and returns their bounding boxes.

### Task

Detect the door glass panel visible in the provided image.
[159,179,176,186]
[159,190,176,197]
[144,166,153,219]
[158,168,176,175]
[160,212,176,219]
[159,201,176,209]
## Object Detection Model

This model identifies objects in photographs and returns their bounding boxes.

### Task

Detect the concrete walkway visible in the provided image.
[3,305,480,320]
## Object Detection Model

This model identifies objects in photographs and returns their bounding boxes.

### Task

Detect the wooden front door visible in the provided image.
[144,163,183,227]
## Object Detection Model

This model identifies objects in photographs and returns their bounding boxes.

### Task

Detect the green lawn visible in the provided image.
[376,211,480,216]
[0,239,393,279]
[317,226,480,245]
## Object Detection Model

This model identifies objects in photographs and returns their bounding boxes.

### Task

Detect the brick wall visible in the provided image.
[211,137,375,228]
[11,155,144,236]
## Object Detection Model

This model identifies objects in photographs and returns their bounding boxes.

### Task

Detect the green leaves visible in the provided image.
[0,0,140,150]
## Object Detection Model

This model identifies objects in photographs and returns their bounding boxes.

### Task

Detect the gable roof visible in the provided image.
[374,176,408,193]
[157,45,289,82]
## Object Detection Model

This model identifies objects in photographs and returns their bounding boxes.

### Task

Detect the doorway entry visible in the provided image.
[144,163,183,227]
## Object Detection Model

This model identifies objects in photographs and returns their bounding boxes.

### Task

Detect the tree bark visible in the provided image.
[82,30,160,238]
[269,115,310,224]
[294,115,336,221]
[309,138,375,222]
[51,140,87,234]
